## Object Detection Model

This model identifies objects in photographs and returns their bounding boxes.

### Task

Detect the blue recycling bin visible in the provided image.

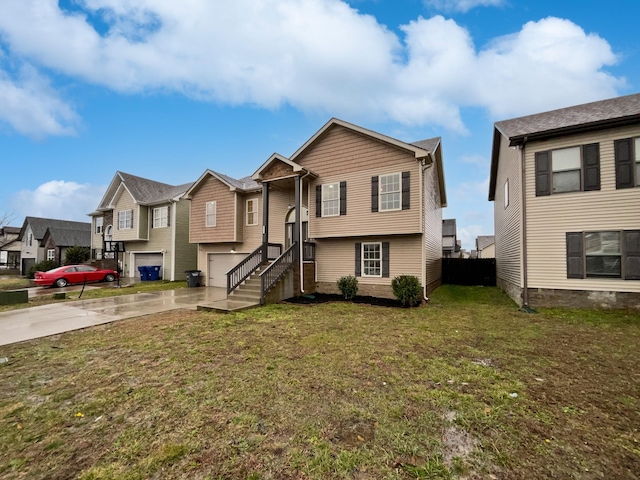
[148,265,161,281]
[137,266,149,281]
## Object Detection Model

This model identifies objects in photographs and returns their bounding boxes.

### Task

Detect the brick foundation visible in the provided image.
[497,277,523,307]
[316,281,395,299]
[527,288,640,310]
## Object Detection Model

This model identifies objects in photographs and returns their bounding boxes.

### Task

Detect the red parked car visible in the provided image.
[34,265,118,288]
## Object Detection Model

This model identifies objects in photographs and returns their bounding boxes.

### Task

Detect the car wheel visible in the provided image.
[55,278,68,288]
[104,274,115,282]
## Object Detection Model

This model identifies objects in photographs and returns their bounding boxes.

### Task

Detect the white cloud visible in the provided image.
[0,1,625,136]
[0,63,78,138]
[457,224,487,251]
[459,154,489,168]
[12,181,105,222]
[424,0,505,13]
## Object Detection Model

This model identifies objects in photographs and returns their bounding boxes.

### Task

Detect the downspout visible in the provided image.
[298,170,313,294]
[170,200,177,281]
[420,156,434,303]
[520,137,529,307]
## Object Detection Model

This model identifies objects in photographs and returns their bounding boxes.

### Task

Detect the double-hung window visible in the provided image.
[152,206,169,228]
[206,201,217,227]
[47,249,55,261]
[535,144,600,196]
[614,137,640,188]
[246,199,258,226]
[362,242,382,277]
[321,183,340,217]
[379,173,401,211]
[95,217,103,234]
[118,210,133,229]
[316,182,346,217]
[567,230,640,280]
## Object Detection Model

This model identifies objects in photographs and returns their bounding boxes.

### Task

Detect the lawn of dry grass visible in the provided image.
[0,286,638,479]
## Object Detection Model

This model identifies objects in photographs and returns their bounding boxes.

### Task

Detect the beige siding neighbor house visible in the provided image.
[489,93,640,309]
[90,172,197,281]
[188,118,446,308]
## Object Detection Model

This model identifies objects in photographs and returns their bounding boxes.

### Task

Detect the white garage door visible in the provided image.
[133,253,163,278]
[208,253,244,287]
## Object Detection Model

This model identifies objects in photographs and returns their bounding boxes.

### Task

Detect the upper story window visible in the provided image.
[614,137,640,189]
[47,249,55,261]
[152,206,169,228]
[535,144,600,196]
[27,233,33,247]
[206,201,217,227]
[95,217,103,234]
[246,199,258,226]
[118,209,133,229]
[371,172,410,212]
[315,182,346,217]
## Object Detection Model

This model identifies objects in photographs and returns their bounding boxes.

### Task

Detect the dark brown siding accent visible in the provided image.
[382,241,390,278]
[614,138,634,189]
[535,151,551,196]
[339,181,347,216]
[582,143,600,191]
[566,232,584,279]
[624,230,640,280]
[401,171,410,210]
[355,242,361,276]
[315,185,322,217]
[371,176,379,212]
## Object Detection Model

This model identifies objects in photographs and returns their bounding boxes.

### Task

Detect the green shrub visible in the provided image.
[391,275,422,307]
[28,260,58,279]
[337,275,359,300]
[64,245,90,265]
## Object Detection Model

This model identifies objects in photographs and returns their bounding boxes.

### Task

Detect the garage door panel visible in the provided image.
[133,253,163,278]
[208,254,244,287]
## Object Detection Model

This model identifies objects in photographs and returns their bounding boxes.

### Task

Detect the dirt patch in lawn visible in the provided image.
[285,292,403,307]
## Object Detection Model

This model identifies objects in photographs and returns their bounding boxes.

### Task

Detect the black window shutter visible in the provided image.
[150,208,154,228]
[340,181,347,216]
[382,242,390,278]
[371,176,379,212]
[355,243,361,276]
[623,230,640,280]
[566,232,584,279]
[614,138,634,189]
[535,151,551,196]
[401,171,410,210]
[167,205,171,227]
[315,185,322,217]
[582,143,600,191]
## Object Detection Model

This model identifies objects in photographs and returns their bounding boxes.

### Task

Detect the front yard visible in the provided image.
[0,286,638,479]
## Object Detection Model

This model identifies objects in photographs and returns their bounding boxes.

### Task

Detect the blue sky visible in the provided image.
[1,0,639,249]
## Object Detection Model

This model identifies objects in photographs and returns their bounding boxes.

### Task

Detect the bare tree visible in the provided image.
[0,211,15,229]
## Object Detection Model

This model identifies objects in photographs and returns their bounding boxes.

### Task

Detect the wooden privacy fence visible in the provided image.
[442,258,496,286]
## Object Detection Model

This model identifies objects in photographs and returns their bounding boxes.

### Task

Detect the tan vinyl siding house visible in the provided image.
[90,171,196,281]
[489,93,640,309]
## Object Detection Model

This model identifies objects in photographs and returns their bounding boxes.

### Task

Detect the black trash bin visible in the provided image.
[185,270,202,287]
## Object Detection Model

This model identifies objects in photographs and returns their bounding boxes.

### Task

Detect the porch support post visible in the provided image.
[294,175,301,260]
[262,182,270,263]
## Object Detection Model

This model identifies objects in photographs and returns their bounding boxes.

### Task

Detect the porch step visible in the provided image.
[197,298,259,313]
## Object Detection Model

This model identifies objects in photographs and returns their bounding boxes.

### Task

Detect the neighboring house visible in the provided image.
[476,235,495,259]
[90,171,197,281]
[186,118,446,305]
[0,226,21,269]
[17,217,91,274]
[489,93,640,309]
[442,219,459,258]
[41,225,91,266]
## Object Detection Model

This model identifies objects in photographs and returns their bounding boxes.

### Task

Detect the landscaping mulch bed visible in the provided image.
[284,292,404,307]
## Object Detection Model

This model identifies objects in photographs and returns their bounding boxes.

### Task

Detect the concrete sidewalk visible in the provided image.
[0,287,227,346]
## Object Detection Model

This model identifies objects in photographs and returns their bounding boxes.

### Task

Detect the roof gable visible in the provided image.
[97,171,193,210]
[19,217,91,241]
[185,169,261,197]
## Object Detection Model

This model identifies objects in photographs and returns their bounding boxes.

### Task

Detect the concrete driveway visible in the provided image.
[0,287,227,346]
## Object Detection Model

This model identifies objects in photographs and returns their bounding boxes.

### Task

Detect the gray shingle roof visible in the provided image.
[442,219,457,236]
[117,172,193,204]
[495,93,640,142]
[411,137,441,153]
[476,235,495,250]
[211,171,261,191]
[20,217,91,241]
[43,226,91,248]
